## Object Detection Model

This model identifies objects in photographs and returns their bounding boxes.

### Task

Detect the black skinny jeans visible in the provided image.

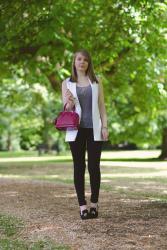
[69,127,103,206]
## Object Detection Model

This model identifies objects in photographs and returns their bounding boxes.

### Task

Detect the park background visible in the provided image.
[0,1,167,250]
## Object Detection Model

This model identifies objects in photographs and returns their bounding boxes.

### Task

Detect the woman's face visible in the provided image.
[74,53,89,73]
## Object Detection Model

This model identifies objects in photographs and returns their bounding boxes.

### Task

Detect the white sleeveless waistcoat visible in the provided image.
[65,77,103,142]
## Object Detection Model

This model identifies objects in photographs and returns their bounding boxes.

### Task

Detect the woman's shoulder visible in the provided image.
[62,77,76,90]
[62,77,69,82]
[62,77,71,86]
[62,77,75,84]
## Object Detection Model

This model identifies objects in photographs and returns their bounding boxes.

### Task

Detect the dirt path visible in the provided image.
[0,178,167,250]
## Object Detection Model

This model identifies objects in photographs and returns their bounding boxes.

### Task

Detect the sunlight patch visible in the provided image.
[0,156,72,163]
[53,194,76,198]
[101,171,167,178]
[101,179,111,183]
[0,174,29,179]
[42,175,59,178]
[115,186,128,189]
[1,191,19,197]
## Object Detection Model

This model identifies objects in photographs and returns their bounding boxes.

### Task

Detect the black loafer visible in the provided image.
[80,209,90,220]
[89,206,98,219]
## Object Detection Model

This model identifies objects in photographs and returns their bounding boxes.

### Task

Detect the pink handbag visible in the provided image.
[54,103,79,131]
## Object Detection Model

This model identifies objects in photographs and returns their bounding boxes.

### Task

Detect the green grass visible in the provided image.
[0,214,70,250]
[0,238,71,250]
[0,149,164,162]
[0,238,27,250]
[0,151,38,158]
[0,214,24,237]
[0,151,71,158]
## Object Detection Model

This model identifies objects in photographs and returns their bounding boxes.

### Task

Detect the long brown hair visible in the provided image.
[70,49,99,84]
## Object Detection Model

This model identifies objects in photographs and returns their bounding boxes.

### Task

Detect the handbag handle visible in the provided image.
[64,103,75,111]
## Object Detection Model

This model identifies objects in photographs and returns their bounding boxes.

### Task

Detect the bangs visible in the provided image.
[75,50,90,62]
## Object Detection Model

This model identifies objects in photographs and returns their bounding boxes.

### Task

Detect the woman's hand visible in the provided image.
[101,127,109,141]
[65,89,75,110]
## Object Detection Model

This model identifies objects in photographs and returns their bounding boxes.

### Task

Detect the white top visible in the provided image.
[65,77,103,142]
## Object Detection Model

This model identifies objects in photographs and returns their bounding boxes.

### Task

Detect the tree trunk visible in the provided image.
[7,131,12,151]
[42,110,52,154]
[47,73,60,91]
[159,127,167,160]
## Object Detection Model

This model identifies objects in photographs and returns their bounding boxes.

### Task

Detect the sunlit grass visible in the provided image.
[0,150,71,158]
[0,149,160,156]
[0,150,163,163]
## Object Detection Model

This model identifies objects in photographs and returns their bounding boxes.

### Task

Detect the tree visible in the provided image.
[0,0,166,157]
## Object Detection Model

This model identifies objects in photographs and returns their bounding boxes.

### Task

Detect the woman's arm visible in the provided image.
[98,78,108,128]
[98,77,109,141]
[62,80,75,111]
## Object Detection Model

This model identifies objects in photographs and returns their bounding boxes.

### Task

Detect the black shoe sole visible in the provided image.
[89,213,98,219]
[80,209,90,220]
[89,207,98,219]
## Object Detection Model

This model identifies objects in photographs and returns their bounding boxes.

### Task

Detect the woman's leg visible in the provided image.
[87,128,103,204]
[69,128,87,206]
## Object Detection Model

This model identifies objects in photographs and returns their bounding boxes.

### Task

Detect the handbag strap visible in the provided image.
[64,103,75,111]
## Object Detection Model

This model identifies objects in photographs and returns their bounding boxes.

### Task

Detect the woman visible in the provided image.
[62,49,108,220]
